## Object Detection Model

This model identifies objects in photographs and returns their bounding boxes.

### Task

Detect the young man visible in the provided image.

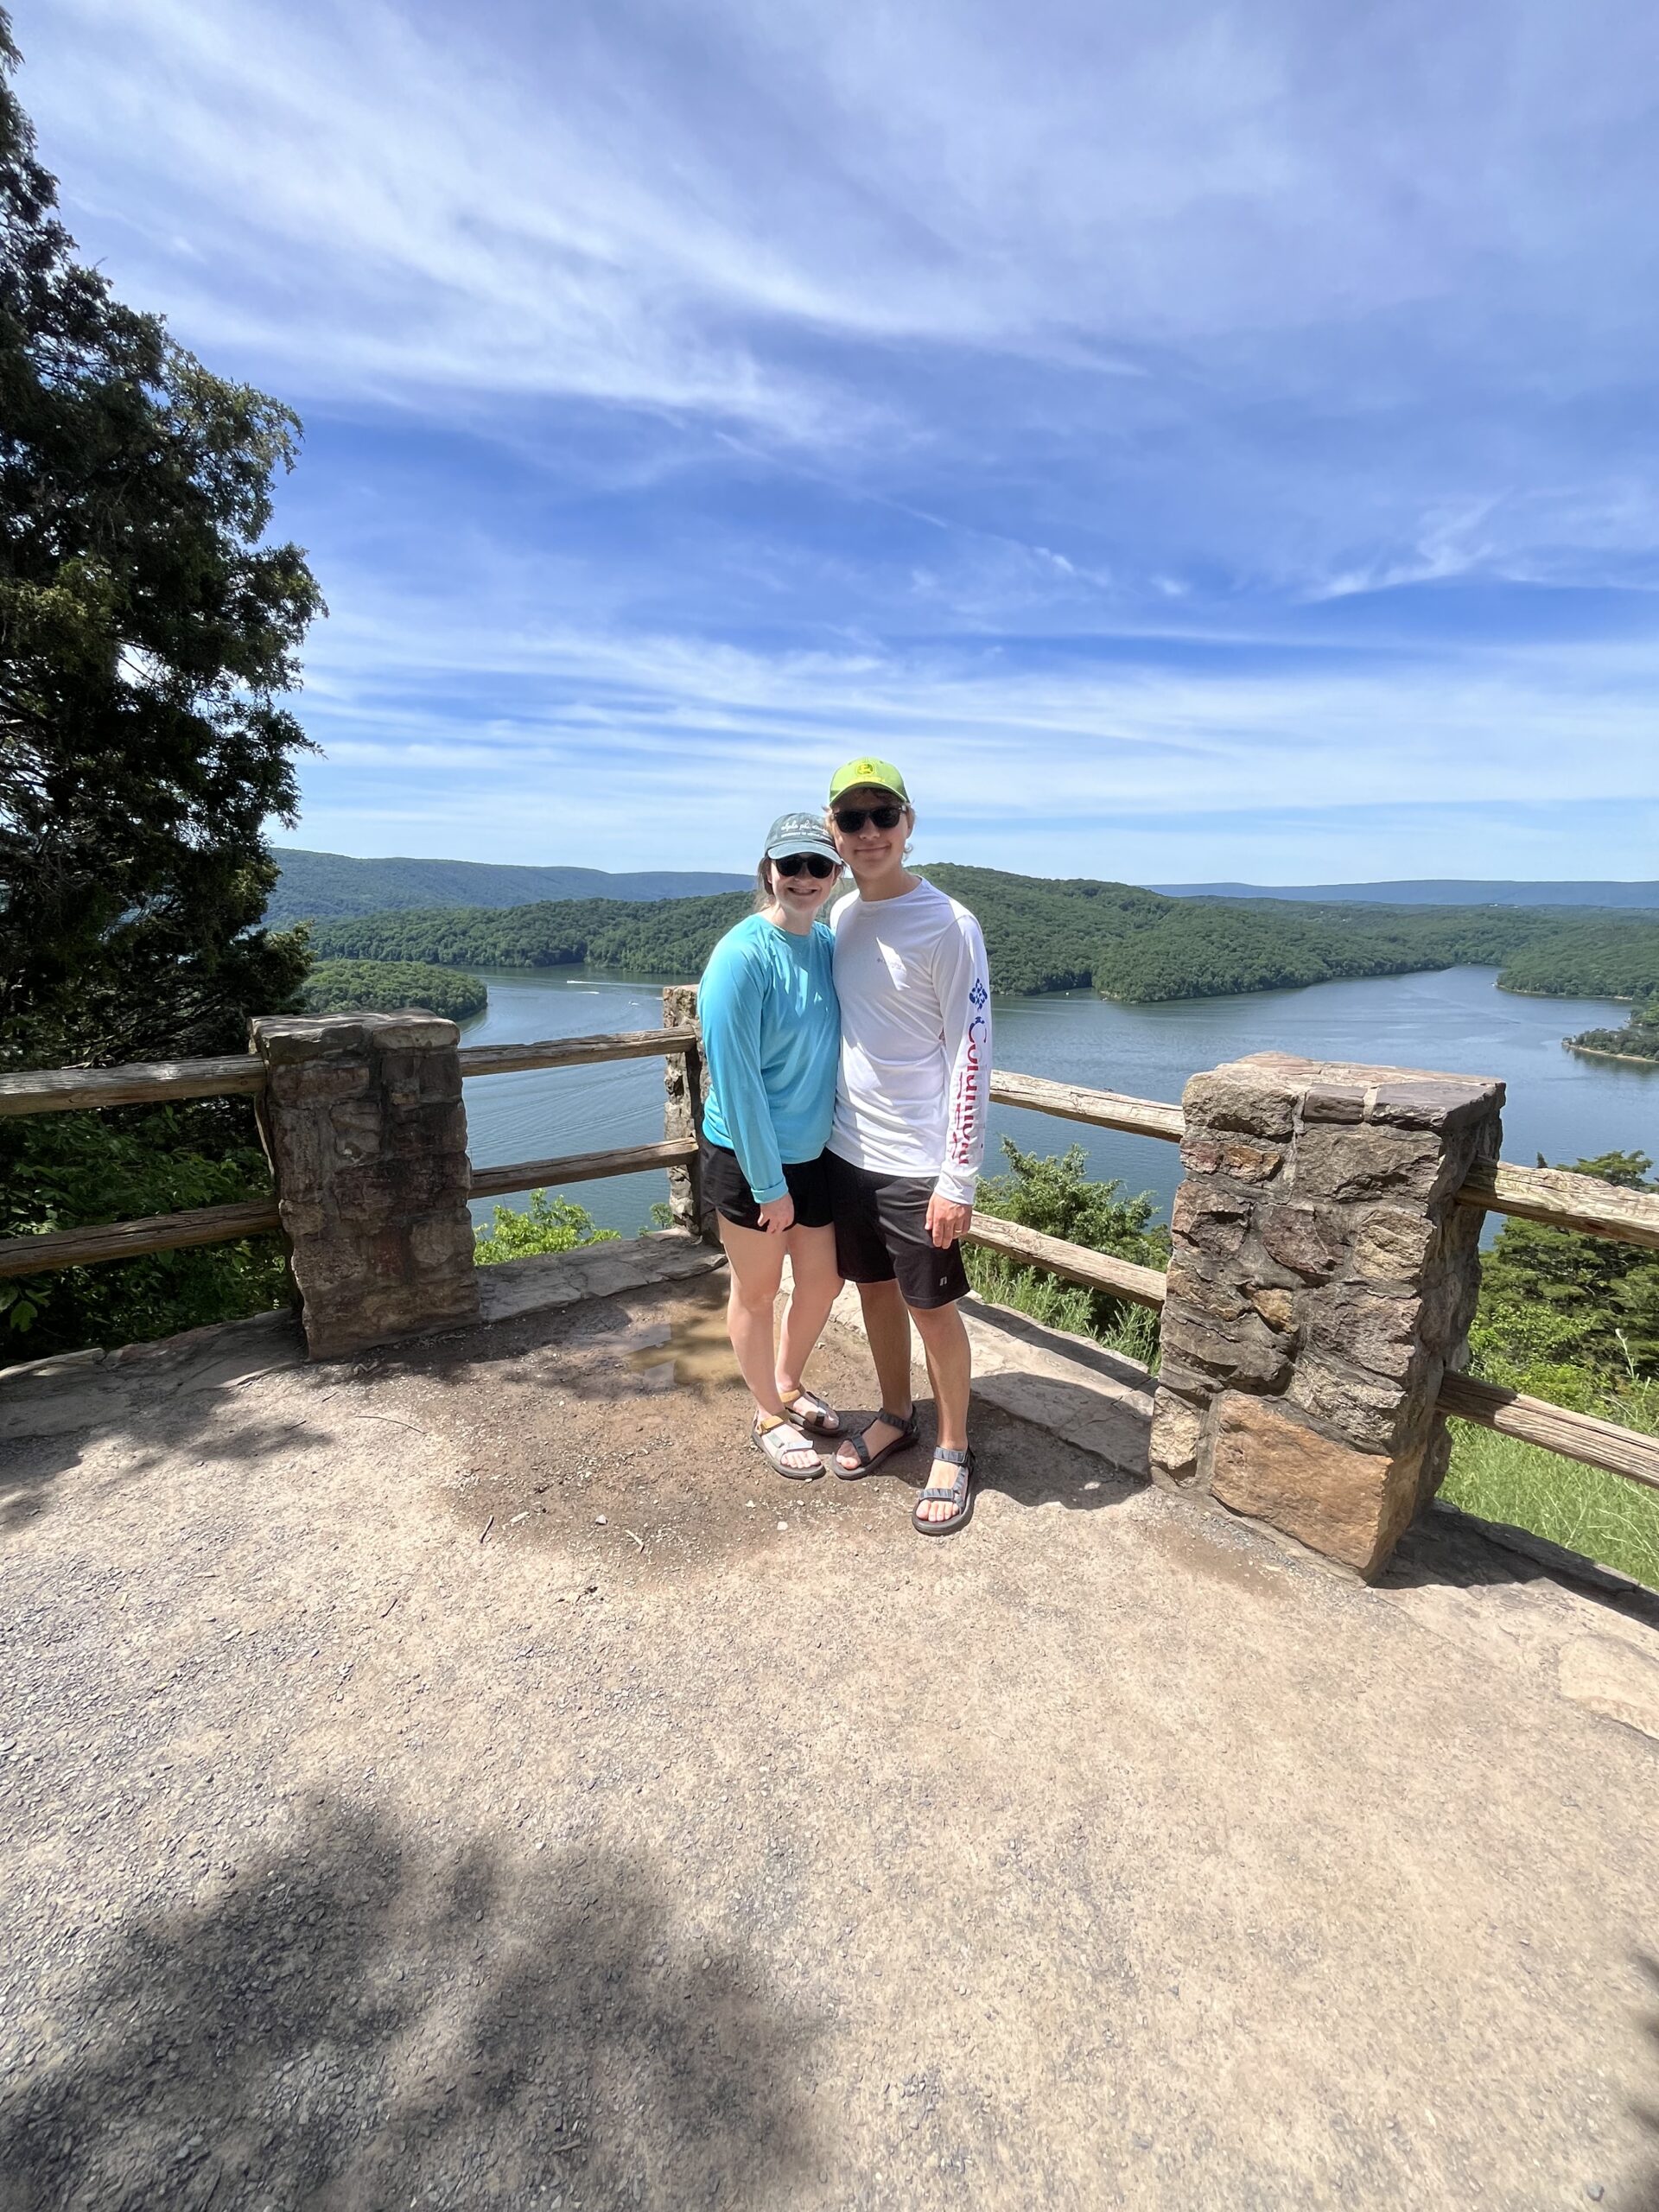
[823,756,990,1535]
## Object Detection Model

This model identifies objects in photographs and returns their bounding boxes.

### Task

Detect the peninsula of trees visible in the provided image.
[308,867,1659,1007]
[301,960,488,1023]
[1568,999,1659,1065]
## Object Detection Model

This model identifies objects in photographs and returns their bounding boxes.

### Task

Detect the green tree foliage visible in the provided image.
[301,959,487,1023]
[966,1140,1170,1361]
[0,1103,290,1351]
[1567,996,1659,1064]
[473,1192,620,1265]
[0,16,320,1360]
[1447,1149,1659,1587]
[1497,927,1659,1004]
[310,868,1659,1010]
[1471,1152,1659,1386]
[0,16,321,1070]
[310,891,752,976]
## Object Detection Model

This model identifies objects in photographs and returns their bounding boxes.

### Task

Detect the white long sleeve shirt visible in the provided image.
[827,878,991,1205]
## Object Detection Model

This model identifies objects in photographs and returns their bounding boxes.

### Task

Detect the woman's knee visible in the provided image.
[728,1269,781,1316]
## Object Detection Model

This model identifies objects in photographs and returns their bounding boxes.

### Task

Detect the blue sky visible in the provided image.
[21,0,1659,881]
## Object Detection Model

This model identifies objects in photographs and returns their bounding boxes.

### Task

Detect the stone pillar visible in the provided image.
[662,985,717,1243]
[250,1011,480,1359]
[1148,1053,1503,1579]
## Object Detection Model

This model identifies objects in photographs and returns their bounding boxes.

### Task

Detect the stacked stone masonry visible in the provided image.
[250,1012,480,1360]
[662,984,718,1243]
[1149,1052,1504,1579]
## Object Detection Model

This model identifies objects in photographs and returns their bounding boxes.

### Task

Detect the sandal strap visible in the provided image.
[931,1446,970,1466]
[841,1410,915,1467]
[755,1419,818,1468]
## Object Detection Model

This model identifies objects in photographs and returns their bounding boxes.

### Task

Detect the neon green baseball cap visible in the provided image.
[828,755,910,804]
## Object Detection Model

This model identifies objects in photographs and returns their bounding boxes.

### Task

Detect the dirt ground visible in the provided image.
[3,1254,1659,2212]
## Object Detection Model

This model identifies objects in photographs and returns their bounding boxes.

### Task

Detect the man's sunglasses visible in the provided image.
[832,803,906,833]
[773,853,838,879]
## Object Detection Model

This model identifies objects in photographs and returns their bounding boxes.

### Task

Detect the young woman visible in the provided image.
[697,810,846,1477]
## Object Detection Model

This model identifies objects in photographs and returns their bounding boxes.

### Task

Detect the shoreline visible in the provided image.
[1567,1042,1659,1069]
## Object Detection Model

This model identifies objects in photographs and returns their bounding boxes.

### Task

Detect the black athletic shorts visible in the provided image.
[700,1141,835,1232]
[824,1150,971,1311]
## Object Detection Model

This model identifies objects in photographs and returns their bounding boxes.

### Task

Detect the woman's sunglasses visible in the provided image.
[773,853,838,879]
[832,804,905,833]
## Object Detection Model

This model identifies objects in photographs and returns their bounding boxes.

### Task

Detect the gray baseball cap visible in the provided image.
[764,810,840,862]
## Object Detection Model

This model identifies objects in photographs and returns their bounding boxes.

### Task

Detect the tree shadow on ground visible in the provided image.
[0,1313,317,1537]
[0,1801,824,2212]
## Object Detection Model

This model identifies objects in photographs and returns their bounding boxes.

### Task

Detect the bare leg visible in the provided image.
[716,1215,787,1414]
[908,1298,972,1522]
[776,1224,842,1408]
[835,1278,914,1471]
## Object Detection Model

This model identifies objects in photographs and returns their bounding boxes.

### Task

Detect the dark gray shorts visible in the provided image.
[824,1150,971,1311]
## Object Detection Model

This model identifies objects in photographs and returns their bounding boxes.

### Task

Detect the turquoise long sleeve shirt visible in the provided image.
[698,914,840,1205]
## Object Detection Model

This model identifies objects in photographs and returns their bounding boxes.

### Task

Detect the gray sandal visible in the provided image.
[753,1413,823,1479]
[912,1446,976,1536]
[834,1408,919,1481]
[780,1386,842,1437]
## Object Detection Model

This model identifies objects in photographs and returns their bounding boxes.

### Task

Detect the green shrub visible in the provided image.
[473,1191,620,1265]
[964,1140,1169,1364]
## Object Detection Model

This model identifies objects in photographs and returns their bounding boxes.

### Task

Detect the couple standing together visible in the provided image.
[696,757,990,1537]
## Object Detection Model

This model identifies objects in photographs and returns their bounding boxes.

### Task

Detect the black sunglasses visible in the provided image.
[772,853,838,879]
[833,803,905,833]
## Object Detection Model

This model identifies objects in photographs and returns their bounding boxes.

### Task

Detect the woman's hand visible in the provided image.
[757,1192,797,1235]
[926,1193,973,1249]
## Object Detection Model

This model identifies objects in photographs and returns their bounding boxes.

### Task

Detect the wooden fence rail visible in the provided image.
[965,1211,1169,1310]
[1455,1159,1659,1252]
[469,1138,697,1202]
[1435,1371,1659,1494]
[457,1028,696,1080]
[0,1198,283,1280]
[987,1070,1185,1143]
[0,1057,267,1117]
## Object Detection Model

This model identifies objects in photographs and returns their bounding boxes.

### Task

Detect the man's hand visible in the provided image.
[756,1192,796,1235]
[926,1193,973,1249]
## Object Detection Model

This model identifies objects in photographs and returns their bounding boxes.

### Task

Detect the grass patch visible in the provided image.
[1440,1421,1659,1591]
[962,1247,1161,1367]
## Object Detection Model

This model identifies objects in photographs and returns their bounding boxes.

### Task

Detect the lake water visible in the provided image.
[458,964,1657,1241]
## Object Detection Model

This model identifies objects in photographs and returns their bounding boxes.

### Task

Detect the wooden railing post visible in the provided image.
[250,1011,480,1359]
[661,986,715,1244]
[1149,1052,1504,1580]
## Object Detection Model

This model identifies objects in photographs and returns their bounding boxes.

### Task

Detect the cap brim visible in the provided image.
[766,837,840,861]
[830,782,906,804]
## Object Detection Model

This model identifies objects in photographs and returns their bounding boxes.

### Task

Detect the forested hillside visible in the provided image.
[1492,925,1659,1004]
[310,868,1659,1007]
[1156,879,1659,908]
[270,848,748,922]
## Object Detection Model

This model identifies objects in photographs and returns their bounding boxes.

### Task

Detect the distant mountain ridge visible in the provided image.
[269,848,751,924]
[1154,880,1659,909]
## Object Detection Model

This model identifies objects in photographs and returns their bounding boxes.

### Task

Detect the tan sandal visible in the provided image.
[753,1412,823,1480]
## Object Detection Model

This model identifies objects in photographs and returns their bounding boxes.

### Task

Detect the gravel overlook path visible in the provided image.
[3,1243,1659,2210]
